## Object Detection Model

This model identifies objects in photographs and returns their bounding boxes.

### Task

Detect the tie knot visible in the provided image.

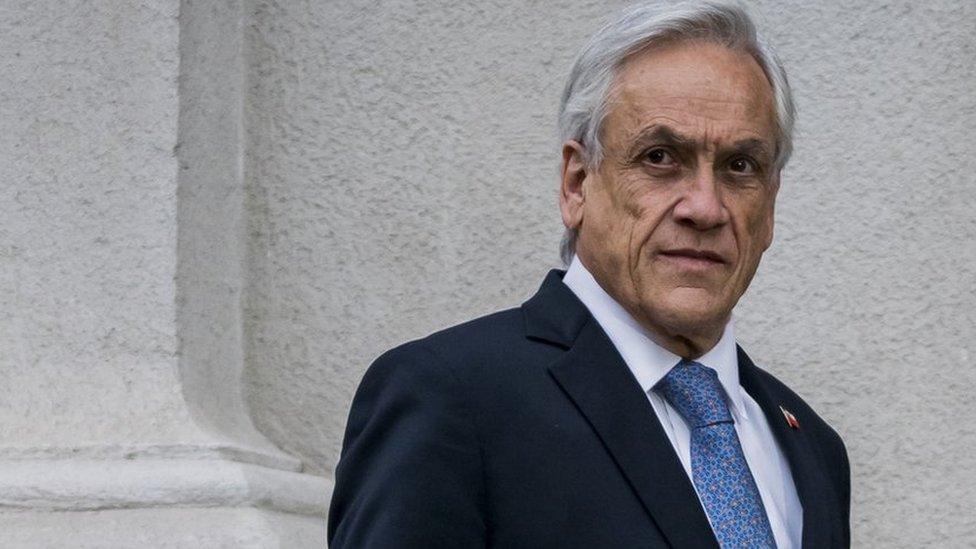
[656,361,732,428]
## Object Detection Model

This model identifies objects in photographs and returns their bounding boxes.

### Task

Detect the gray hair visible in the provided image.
[557,0,796,266]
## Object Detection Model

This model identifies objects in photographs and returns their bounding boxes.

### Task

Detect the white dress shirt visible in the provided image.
[562,255,803,549]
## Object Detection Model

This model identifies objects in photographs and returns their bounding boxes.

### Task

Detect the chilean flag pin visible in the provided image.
[780,406,800,429]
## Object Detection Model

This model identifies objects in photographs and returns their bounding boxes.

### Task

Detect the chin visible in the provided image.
[642,289,729,335]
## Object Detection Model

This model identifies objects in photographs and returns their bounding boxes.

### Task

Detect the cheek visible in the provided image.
[749,204,775,250]
[628,189,672,245]
[593,180,646,241]
[734,205,775,276]
[629,210,661,256]
[617,180,646,218]
[612,209,652,272]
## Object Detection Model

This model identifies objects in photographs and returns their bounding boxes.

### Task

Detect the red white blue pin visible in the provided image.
[779,406,800,429]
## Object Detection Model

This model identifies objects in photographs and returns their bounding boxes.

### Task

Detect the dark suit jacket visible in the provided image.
[329,270,850,548]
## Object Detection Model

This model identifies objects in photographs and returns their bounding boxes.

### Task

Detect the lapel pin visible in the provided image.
[779,406,800,430]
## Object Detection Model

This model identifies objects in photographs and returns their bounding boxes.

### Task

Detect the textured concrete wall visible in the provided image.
[244,0,975,546]
[244,0,569,478]
[737,3,976,545]
[0,0,198,449]
[1,0,328,544]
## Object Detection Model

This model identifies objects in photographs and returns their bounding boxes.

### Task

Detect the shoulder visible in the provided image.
[368,305,548,383]
[331,315,510,545]
[336,306,537,492]
[420,306,528,353]
[351,305,564,438]
[336,311,533,480]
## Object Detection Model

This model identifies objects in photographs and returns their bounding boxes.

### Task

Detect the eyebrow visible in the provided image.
[628,124,773,161]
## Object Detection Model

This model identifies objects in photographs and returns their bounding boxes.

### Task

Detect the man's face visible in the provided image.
[561,41,780,345]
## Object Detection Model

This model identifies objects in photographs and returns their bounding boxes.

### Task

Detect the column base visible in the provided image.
[0,446,331,547]
[0,507,326,548]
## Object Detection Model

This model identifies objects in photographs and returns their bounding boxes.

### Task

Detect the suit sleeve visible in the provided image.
[838,436,851,548]
[328,341,487,547]
[818,422,851,548]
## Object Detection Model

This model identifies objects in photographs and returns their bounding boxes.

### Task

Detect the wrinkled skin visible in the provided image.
[559,41,781,358]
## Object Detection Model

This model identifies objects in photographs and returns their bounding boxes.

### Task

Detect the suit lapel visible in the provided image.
[526,272,842,548]
[524,271,717,549]
[737,347,833,549]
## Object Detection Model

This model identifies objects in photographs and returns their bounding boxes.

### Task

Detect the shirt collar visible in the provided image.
[562,255,746,419]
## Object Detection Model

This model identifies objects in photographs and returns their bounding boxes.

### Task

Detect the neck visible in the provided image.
[635,315,725,360]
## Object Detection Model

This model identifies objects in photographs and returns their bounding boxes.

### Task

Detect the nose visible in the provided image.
[672,168,729,231]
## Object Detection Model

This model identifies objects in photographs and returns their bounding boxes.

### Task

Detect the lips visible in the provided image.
[657,248,727,266]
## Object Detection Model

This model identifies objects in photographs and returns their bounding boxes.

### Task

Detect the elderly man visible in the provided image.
[328,1,850,547]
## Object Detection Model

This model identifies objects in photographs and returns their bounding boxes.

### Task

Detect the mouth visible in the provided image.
[657,248,727,269]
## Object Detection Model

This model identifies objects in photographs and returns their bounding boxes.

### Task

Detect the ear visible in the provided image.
[761,171,781,250]
[559,140,589,231]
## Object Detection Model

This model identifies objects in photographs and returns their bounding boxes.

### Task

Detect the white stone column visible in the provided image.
[0,0,327,545]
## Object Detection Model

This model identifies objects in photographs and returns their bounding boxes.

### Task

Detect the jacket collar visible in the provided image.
[522,269,588,348]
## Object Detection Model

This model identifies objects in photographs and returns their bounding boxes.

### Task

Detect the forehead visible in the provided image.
[605,40,777,147]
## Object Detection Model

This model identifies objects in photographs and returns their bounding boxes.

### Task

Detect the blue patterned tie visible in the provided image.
[656,360,777,549]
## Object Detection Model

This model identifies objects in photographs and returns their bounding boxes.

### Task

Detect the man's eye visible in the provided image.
[645,148,676,166]
[729,157,758,174]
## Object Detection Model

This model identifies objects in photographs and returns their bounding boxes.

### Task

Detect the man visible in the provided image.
[329,1,850,547]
